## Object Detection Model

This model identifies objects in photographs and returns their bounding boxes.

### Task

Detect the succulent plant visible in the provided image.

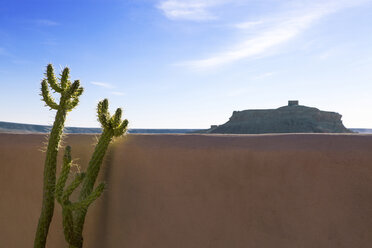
[56,99,128,248]
[34,64,128,248]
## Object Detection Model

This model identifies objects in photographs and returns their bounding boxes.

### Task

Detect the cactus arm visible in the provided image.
[57,171,102,248]
[57,130,113,248]
[71,129,113,248]
[62,206,75,243]
[41,80,59,110]
[79,100,128,202]
[60,67,71,90]
[97,99,110,128]
[56,146,72,203]
[114,119,129,137]
[34,65,83,248]
[79,130,113,199]
[110,108,122,127]
[70,183,105,211]
[71,99,128,248]
[66,83,84,111]
[66,98,80,111]
[72,83,84,98]
[62,173,86,203]
[65,80,81,99]
[46,64,63,93]
[55,147,82,246]
[34,106,68,248]
[56,164,86,247]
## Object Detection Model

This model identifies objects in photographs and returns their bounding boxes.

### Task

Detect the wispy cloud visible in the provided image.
[174,0,371,69]
[35,19,59,26]
[252,72,275,80]
[111,91,125,96]
[157,0,231,21]
[91,82,125,96]
[90,81,114,89]
[234,20,264,30]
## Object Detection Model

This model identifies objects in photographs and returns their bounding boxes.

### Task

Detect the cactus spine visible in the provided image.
[55,99,128,248]
[34,64,83,248]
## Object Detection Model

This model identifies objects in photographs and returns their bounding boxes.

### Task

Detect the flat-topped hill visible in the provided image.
[206,101,352,134]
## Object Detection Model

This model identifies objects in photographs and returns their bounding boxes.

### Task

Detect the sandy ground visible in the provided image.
[1,133,372,247]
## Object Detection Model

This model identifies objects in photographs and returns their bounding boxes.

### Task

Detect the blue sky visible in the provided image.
[1,0,372,128]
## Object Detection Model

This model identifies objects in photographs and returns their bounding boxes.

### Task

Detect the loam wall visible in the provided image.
[1,133,372,247]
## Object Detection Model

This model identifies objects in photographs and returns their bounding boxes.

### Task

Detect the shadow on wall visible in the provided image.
[1,133,372,248]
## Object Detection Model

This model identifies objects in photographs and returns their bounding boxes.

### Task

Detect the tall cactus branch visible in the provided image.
[55,99,128,248]
[34,64,83,248]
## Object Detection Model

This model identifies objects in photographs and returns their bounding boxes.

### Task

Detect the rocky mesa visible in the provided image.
[206,101,352,134]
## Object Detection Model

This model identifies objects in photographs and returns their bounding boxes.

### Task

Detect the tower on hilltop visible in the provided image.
[288,100,299,106]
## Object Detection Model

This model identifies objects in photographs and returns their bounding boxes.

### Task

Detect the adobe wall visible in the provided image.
[1,133,372,247]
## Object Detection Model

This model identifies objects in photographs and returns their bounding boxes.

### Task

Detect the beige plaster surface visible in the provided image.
[1,133,372,247]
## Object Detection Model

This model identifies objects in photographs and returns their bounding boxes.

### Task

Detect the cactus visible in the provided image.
[55,99,128,248]
[34,64,128,248]
[34,64,83,248]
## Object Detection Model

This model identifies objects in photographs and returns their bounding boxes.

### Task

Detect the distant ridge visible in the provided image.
[0,121,370,134]
[0,121,201,134]
[350,128,372,134]
[0,121,100,134]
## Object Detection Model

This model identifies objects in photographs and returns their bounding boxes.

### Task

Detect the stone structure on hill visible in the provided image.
[206,101,352,134]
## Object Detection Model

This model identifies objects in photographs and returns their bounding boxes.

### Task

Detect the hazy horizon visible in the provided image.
[1,0,372,128]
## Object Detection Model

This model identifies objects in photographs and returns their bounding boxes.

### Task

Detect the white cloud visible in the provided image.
[176,0,371,69]
[90,81,114,89]
[157,0,231,21]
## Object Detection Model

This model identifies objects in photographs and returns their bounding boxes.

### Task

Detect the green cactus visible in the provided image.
[34,64,83,248]
[34,64,128,248]
[55,99,128,248]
